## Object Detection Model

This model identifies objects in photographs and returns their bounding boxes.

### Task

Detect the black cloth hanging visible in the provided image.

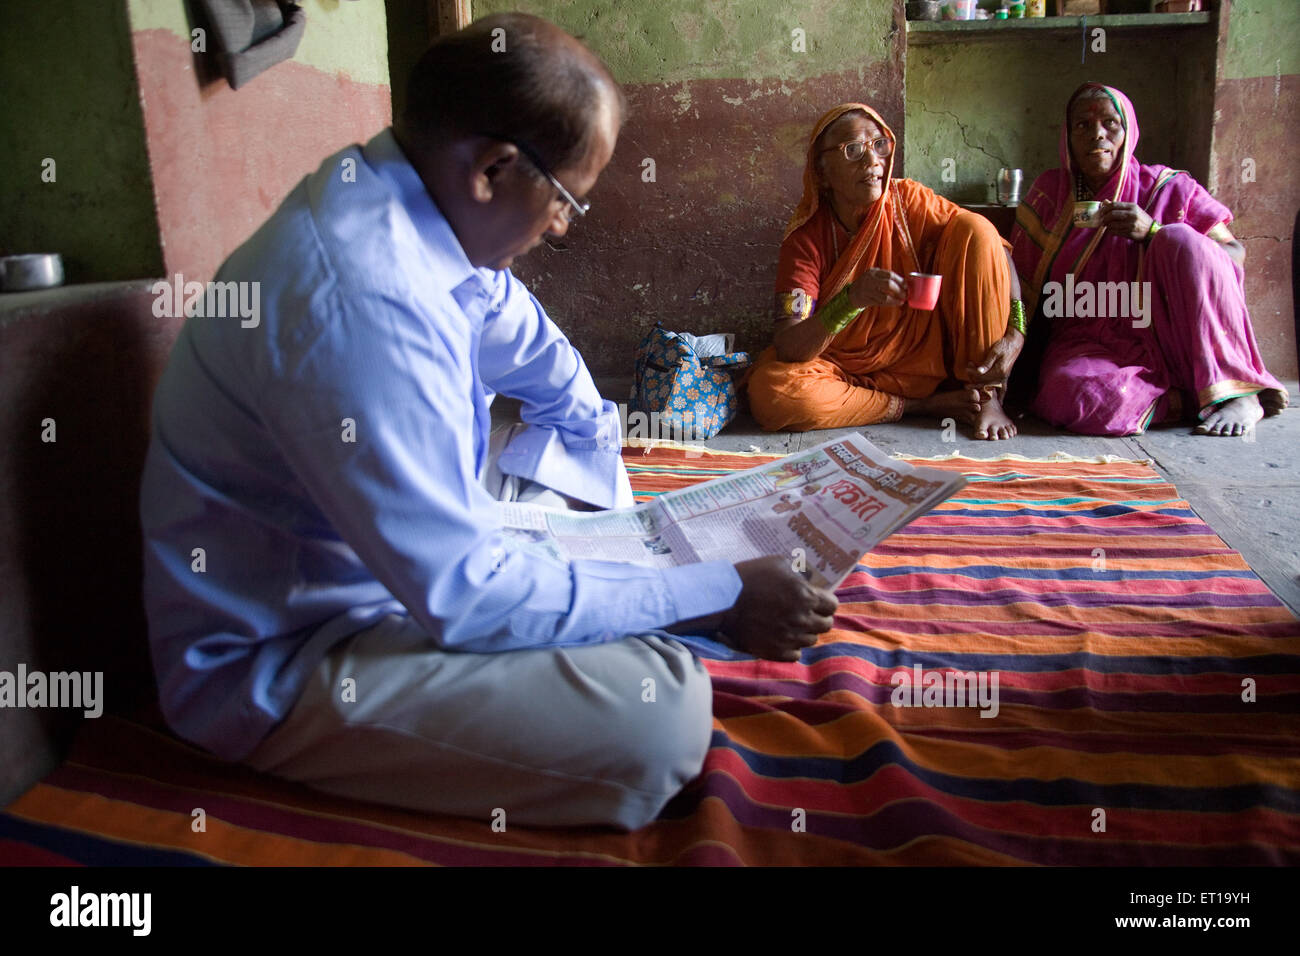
[198,0,307,90]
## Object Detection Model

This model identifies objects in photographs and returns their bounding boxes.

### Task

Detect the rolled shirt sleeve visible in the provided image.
[260,285,740,653]
[477,272,633,509]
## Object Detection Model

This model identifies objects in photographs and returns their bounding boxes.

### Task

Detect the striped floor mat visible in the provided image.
[4,446,1299,865]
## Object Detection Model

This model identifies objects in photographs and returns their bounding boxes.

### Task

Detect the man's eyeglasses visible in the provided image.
[487,133,590,223]
[819,137,892,163]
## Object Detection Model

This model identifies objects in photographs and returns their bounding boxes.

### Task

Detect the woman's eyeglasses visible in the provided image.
[820,137,892,163]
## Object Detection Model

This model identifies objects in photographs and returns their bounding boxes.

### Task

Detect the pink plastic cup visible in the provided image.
[906,272,942,310]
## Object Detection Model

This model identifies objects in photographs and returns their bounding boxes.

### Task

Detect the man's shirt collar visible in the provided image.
[362,127,498,295]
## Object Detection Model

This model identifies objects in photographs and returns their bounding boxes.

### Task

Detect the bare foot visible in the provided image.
[1196,394,1263,436]
[903,387,1015,440]
[904,387,982,422]
[970,389,1017,441]
[1260,388,1288,416]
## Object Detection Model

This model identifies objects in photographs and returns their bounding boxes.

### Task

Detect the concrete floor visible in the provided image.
[495,377,1300,617]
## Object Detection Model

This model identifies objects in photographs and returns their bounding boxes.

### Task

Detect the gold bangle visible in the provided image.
[778,290,813,321]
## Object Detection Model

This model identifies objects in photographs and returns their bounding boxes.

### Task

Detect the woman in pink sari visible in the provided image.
[1011,82,1287,436]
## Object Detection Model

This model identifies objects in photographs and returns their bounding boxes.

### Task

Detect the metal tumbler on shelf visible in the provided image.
[997,167,1023,206]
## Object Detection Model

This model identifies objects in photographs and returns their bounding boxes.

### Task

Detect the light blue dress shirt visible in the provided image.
[140,128,742,762]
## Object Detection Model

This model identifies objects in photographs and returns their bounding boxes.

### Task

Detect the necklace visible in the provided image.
[826,191,918,275]
[829,203,857,262]
[1075,173,1097,201]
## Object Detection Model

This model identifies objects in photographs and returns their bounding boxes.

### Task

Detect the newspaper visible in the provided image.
[497,433,967,589]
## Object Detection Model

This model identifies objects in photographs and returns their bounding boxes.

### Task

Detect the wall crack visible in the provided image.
[913,100,1009,169]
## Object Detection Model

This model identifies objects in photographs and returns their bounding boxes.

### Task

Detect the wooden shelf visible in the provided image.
[906,12,1212,44]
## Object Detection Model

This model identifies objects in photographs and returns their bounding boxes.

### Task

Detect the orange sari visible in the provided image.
[748,103,1010,431]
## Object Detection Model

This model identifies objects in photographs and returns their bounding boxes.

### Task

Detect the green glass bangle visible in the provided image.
[1008,299,1028,335]
[1146,220,1162,241]
[817,286,863,336]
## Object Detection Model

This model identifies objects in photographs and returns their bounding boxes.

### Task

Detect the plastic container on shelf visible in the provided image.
[905,0,943,20]
[1026,0,1047,15]
[942,0,978,20]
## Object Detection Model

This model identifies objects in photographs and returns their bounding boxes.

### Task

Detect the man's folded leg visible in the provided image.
[244,613,714,830]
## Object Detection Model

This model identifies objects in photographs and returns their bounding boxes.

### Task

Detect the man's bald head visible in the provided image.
[399,13,626,173]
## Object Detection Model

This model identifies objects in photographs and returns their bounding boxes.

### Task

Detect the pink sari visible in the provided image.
[1011,83,1286,435]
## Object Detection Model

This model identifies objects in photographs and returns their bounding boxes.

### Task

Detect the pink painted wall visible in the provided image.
[1211,0,1300,379]
[129,27,391,283]
[1213,75,1299,379]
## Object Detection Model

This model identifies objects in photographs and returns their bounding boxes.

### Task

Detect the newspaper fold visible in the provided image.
[498,433,966,589]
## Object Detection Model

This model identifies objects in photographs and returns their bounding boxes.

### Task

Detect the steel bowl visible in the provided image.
[0,253,65,292]
[906,0,943,21]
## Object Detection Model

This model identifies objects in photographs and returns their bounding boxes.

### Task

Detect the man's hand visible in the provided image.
[965,326,1025,392]
[717,556,838,662]
[848,268,907,309]
[1101,201,1156,242]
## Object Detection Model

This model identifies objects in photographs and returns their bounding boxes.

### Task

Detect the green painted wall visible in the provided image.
[904,29,1216,203]
[0,0,392,285]
[126,0,392,283]
[473,0,892,84]
[0,0,161,282]
[1224,0,1300,80]
[128,0,390,85]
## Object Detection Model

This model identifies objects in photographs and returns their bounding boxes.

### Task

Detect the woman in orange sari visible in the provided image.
[747,103,1026,439]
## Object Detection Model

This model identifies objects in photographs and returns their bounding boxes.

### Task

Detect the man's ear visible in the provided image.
[468,141,520,205]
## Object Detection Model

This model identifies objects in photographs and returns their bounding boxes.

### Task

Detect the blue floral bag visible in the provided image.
[630,325,750,440]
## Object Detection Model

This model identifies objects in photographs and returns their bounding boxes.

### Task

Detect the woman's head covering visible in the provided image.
[1013,82,1144,316]
[777,103,947,377]
[783,103,921,315]
[784,103,898,240]
[1013,81,1229,321]
[1060,82,1140,205]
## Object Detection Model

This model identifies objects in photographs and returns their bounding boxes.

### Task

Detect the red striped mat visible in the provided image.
[3,446,1298,865]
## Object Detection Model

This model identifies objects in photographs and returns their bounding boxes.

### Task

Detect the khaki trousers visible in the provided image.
[245,425,713,830]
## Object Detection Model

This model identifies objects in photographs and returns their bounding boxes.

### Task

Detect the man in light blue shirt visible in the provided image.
[140,13,836,829]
